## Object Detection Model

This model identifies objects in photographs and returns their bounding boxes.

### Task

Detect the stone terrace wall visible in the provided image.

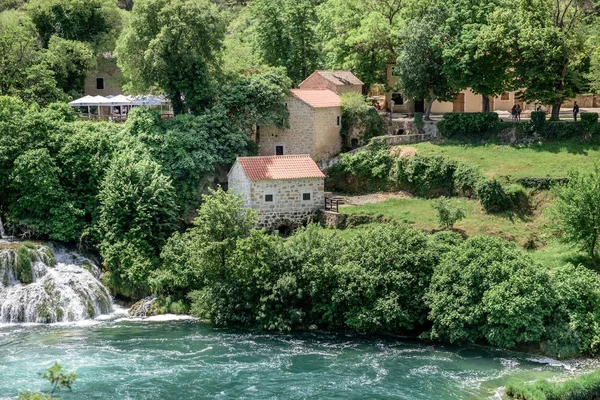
[250,178,325,229]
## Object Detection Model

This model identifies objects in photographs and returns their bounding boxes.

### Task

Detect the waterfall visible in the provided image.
[0,242,113,323]
[0,216,5,239]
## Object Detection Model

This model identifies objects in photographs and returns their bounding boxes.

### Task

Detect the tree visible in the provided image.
[395,5,460,120]
[18,363,76,400]
[249,0,321,85]
[97,151,178,296]
[317,0,403,90]
[426,236,554,348]
[512,0,591,120]
[116,0,227,115]
[27,0,125,50]
[551,166,600,265]
[432,196,465,229]
[44,36,95,98]
[441,0,514,112]
[0,11,66,106]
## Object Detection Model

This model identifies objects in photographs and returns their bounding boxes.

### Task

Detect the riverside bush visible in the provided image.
[437,112,500,138]
[426,236,554,348]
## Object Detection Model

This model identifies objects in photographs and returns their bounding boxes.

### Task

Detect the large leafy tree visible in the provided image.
[45,36,96,98]
[512,0,591,120]
[116,0,227,115]
[552,166,600,265]
[441,0,514,112]
[26,0,124,50]
[317,0,403,90]
[0,11,66,106]
[249,0,321,85]
[395,5,459,120]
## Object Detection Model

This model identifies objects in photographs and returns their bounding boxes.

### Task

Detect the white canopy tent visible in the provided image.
[68,95,171,120]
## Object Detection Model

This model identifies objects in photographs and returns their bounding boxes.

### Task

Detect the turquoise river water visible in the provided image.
[0,313,596,400]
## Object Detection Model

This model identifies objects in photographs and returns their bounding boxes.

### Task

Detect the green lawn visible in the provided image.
[338,196,591,270]
[411,142,600,178]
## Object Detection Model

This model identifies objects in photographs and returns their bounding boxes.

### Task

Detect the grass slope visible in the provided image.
[411,142,600,178]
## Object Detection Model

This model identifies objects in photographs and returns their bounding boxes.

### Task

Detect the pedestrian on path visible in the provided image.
[573,101,579,121]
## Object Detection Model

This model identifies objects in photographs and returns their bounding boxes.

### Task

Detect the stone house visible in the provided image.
[84,53,124,97]
[228,155,325,229]
[257,89,342,168]
[299,70,363,94]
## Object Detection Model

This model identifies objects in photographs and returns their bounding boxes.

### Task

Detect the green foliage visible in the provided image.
[219,68,291,131]
[437,113,500,138]
[580,112,599,125]
[476,179,512,213]
[506,370,600,400]
[97,151,179,297]
[340,92,384,147]
[16,241,36,284]
[18,363,76,400]
[395,5,459,119]
[116,0,226,114]
[249,0,321,85]
[27,0,124,50]
[432,196,465,229]
[393,155,459,197]
[44,36,95,98]
[426,236,554,348]
[545,264,600,357]
[551,166,600,265]
[326,141,393,193]
[530,111,546,130]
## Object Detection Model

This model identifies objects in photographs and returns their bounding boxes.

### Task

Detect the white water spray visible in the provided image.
[0,242,113,323]
[0,216,5,239]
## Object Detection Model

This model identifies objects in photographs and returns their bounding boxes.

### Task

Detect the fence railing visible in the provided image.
[324,198,341,212]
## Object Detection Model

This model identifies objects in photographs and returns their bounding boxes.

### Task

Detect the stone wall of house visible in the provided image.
[250,178,325,229]
[259,96,315,157]
[84,56,124,97]
[313,107,342,164]
[227,163,252,207]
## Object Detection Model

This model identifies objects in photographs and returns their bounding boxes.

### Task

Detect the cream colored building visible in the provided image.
[257,89,342,167]
[299,70,363,95]
[84,53,124,97]
[385,64,525,114]
[228,155,325,229]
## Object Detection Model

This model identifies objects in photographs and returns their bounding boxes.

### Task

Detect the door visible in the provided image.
[453,93,465,112]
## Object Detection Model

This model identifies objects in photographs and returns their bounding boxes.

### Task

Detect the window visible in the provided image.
[96,77,104,90]
[302,193,311,201]
[501,92,509,100]
[275,145,284,155]
[264,194,274,202]
[391,93,404,105]
[336,116,341,126]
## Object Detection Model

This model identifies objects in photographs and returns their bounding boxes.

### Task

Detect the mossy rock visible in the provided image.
[16,244,34,284]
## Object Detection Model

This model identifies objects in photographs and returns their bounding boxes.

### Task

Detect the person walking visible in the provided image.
[511,105,517,121]
[573,101,579,121]
[516,104,522,122]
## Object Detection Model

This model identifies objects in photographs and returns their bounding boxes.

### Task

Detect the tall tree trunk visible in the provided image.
[482,95,490,113]
[171,91,185,115]
[425,91,436,121]
[550,103,561,121]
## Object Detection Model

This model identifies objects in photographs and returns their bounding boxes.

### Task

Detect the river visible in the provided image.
[0,312,594,400]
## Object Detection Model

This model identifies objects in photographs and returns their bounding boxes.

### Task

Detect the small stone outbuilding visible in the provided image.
[257,89,342,168]
[299,70,364,94]
[228,155,325,229]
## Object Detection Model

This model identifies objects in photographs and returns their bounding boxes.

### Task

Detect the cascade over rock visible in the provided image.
[0,241,113,323]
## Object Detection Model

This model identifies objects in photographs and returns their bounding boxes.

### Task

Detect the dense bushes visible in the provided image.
[476,179,513,213]
[339,92,385,148]
[437,112,500,138]
[506,370,600,400]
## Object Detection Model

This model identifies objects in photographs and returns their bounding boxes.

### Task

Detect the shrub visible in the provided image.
[414,112,424,130]
[340,92,385,147]
[476,179,512,213]
[437,112,500,138]
[505,184,531,214]
[426,236,554,348]
[530,111,546,131]
[515,177,568,190]
[400,155,457,196]
[432,196,465,229]
[453,162,484,198]
[581,112,599,125]
[506,370,600,400]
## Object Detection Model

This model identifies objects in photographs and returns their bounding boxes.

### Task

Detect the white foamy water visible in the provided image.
[0,242,112,323]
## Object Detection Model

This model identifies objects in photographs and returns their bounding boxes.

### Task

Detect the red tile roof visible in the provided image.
[314,70,364,86]
[291,89,341,108]
[235,155,325,181]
